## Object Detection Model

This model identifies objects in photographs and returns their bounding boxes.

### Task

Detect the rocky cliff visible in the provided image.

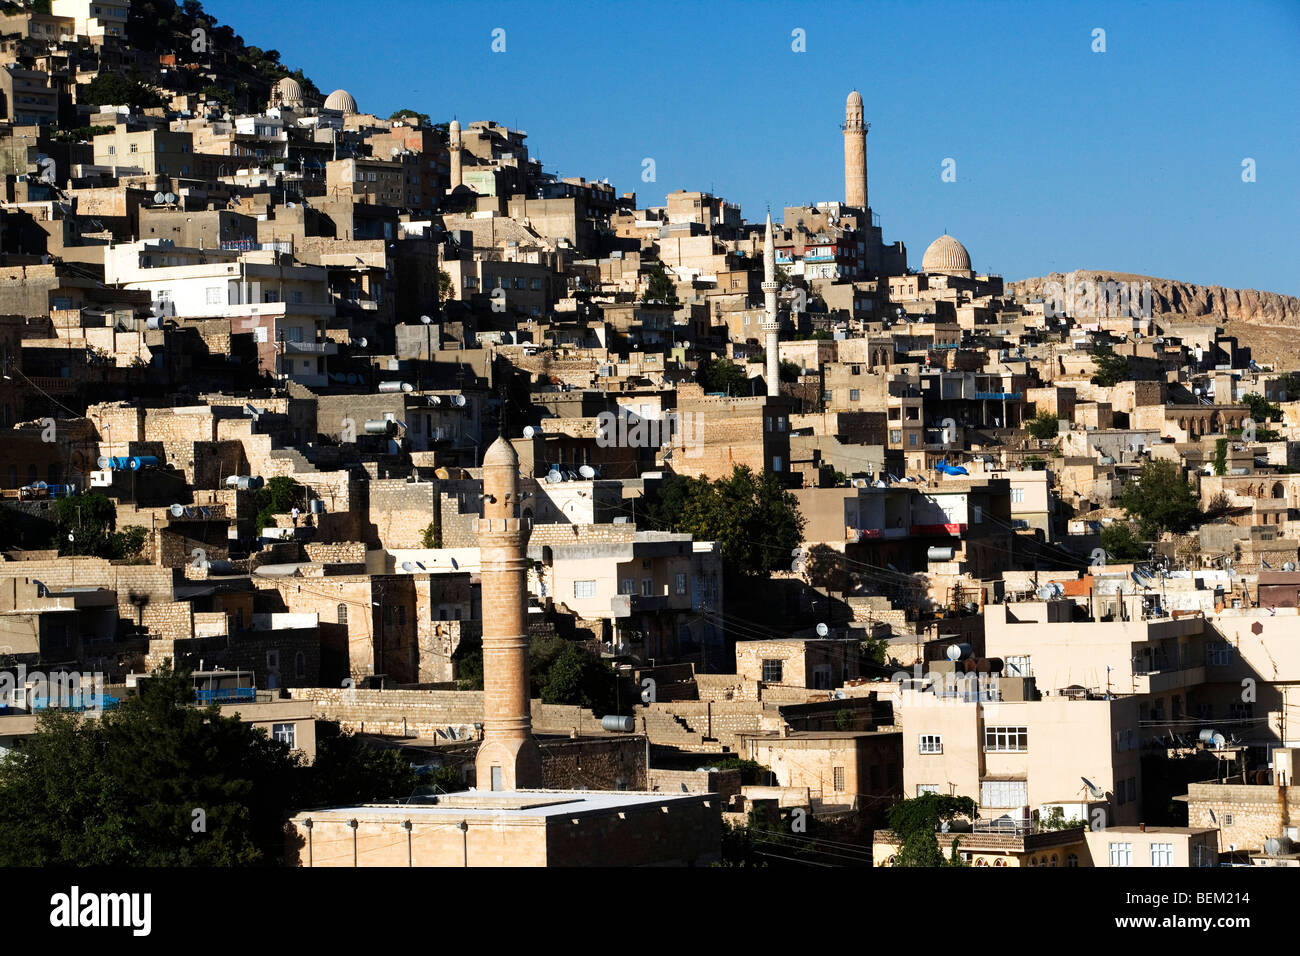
[1007,270,1300,325]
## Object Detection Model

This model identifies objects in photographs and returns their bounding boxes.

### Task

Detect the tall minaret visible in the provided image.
[474,436,542,791]
[449,119,463,191]
[762,213,780,398]
[843,90,868,210]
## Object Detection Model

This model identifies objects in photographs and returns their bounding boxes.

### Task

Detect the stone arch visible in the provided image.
[1273,482,1286,499]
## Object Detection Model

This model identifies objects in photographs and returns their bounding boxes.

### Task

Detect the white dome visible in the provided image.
[921,234,973,277]
[272,76,302,106]
[324,89,358,114]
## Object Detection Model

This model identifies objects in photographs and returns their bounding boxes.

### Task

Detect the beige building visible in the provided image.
[51,0,127,38]
[285,790,721,867]
[898,684,1143,828]
[1083,825,1218,867]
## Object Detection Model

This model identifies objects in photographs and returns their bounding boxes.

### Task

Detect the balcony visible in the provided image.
[282,340,338,355]
[911,523,967,536]
[610,593,670,618]
[195,687,257,704]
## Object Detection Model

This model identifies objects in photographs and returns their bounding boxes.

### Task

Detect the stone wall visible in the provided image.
[1184,781,1300,853]
[540,735,647,790]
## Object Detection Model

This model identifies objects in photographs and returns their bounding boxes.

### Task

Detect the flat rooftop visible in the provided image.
[294,789,711,822]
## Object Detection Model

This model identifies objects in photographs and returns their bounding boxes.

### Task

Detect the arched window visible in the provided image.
[337,603,348,625]
[993,858,1007,867]
[1066,853,1079,867]
[1049,854,1059,867]
[975,858,988,867]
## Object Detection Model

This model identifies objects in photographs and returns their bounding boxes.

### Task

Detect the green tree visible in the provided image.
[437,268,453,304]
[640,262,679,307]
[1212,437,1229,476]
[0,671,413,866]
[780,359,801,384]
[109,525,149,561]
[1100,521,1146,561]
[885,793,977,867]
[697,357,749,395]
[84,71,165,109]
[644,466,806,576]
[1119,458,1202,539]
[390,108,430,125]
[1241,393,1282,424]
[250,476,301,531]
[1090,345,1129,388]
[1025,409,1060,440]
[54,492,117,556]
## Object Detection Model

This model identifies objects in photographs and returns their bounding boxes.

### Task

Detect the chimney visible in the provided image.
[1139,822,1146,832]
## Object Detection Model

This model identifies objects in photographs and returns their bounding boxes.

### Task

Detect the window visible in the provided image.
[1011,487,1025,504]
[337,604,348,625]
[1065,853,1079,868]
[272,722,294,746]
[640,578,653,597]
[1109,842,1133,867]
[1205,642,1231,666]
[984,726,1028,752]
[1127,777,1137,803]
[1223,813,1233,826]
[675,572,687,595]
[890,429,902,444]
[919,734,942,754]
[979,779,1027,808]
[574,579,596,599]
[1150,843,1173,866]
[294,652,306,679]
[761,659,783,683]
[1005,655,1032,677]
[618,578,635,595]
[849,389,860,402]
[909,433,919,446]
[916,784,940,797]
[832,767,845,791]
[772,456,783,472]
[206,286,222,305]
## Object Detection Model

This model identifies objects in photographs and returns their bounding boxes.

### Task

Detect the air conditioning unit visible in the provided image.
[90,470,113,487]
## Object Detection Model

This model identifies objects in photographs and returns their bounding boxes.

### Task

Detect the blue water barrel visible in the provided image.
[127,456,159,470]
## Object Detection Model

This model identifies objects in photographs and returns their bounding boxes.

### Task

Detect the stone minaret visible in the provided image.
[474,436,542,791]
[843,90,868,210]
[762,213,780,398]
[449,119,463,191]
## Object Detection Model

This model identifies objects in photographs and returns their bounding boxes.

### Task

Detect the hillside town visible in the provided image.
[0,0,1297,872]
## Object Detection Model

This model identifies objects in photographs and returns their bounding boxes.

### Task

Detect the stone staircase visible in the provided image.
[639,708,725,753]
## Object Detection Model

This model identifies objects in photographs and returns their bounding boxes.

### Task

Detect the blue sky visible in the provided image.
[209,0,1299,295]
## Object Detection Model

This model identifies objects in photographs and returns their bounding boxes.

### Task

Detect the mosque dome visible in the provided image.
[272,76,302,106]
[921,234,973,277]
[324,89,358,114]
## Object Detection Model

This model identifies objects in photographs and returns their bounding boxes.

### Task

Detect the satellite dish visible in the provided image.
[401,561,414,572]
[169,504,184,518]
[452,395,466,407]
[578,465,596,479]
[153,192,165,204]
[357,337,368,348]
[164,192,176,204]
[545,470,563,484]
[420,315,432,325]
[815,622,829,638]
[1081,777,1105,799]
[449,557,459,570]
[523,426,536,439]
[429,395,442,405]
